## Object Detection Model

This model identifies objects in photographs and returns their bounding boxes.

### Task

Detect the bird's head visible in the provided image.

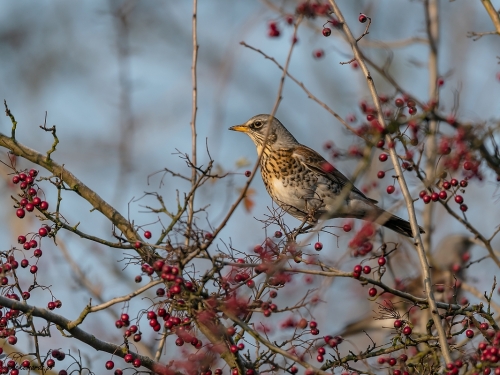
[229,114,298,151]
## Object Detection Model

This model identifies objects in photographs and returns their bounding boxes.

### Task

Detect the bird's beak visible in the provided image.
[229,124,249,133]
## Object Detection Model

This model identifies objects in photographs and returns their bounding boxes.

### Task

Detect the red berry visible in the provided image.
[443,181,451,190]
[463,161,472,170]
[134,241,142,249]
[40,201,49,210]
[16,208,25,218]
[316,354,324,362]
[465,329,474,338]
[460,179,468,187]
[362,266,371,274]
[358,13,367,23]
[450,178,459,186]
[386,185,395,194]
[48,301,56,310]
[377,139,385,148]
[353,265,362,273]
[322,28,331,37]
[313,49,324,59]
[368,287,377,297]
[437,77,445,87]
[20,259,29,268]
[105,360,114,370]
[34,249,42,257]
[274,231,282,238]
[314,242,323,251]
[395,98,404,107]
[402,326,412,335]
[133,358,141,368]
[144,231,152,239]
[480,322,489,330]
[454,195,464,204]
[244,170,251,177]
[439,191,447,200]
[379,153,388,162]
[394,319,403,328]
[460,204,468,212]
[12,176,20,184]
[8,335,17,345]
[17,235,26,244]
[431,192,439,201]
[39,227,48,237]
[30,265,38,274]
[378,257,386,266]
[377,171,385,179]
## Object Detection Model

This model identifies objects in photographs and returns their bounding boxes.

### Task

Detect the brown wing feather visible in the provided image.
[292,145,378,204]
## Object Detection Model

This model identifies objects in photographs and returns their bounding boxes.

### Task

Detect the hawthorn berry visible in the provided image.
[368,287,377,297]
[402,326,412,335]
[358,13,367,23]
[379,153,388,162]
[313,49,324,59]
[465,329,474,338]
[144,231,152,239]
[106,361,114,370]
[386,185,395,194]
[16,209,25,218]
[244,170,251,177]
[343,224,352,232]
[395,98,404,107]
[377,171,385,179]
[322,28,331,37]
[378,257,386,266]
[314,242,323,251]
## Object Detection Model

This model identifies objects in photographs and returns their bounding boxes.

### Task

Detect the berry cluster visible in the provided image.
[12,169,48,215]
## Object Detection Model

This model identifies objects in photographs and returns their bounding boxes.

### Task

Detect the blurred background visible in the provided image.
[0,0,499,372]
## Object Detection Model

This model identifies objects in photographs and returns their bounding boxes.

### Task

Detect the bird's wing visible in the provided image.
[292,145,378,203]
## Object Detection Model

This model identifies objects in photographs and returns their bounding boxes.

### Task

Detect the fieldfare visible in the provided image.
[229,114,424,237]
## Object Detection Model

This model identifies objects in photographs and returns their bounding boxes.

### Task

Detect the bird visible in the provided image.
[229,114,424,237]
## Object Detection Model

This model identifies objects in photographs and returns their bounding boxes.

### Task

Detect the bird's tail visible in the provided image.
[378,210,425,237]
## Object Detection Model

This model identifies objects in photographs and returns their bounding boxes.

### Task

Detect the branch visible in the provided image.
[67,280,163,329]
[0,296,176,375]
[186,0,199,246]
[327,0,452,363]
[480,0,500,36]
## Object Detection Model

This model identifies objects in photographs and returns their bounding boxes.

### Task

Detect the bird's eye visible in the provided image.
[253,121,263,128]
